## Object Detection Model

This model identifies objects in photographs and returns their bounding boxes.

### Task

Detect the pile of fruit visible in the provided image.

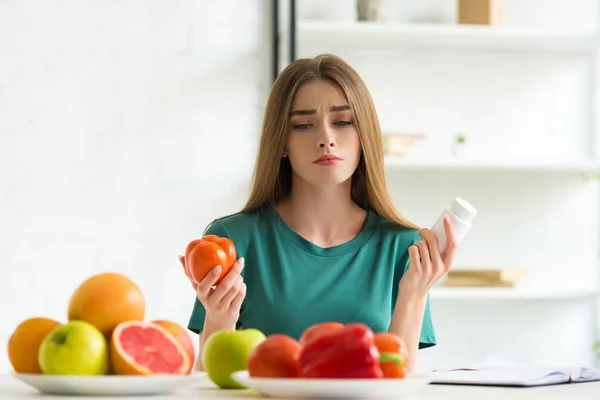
[203,321,409,389]
[8,228,411,388]
[7,272,195,376]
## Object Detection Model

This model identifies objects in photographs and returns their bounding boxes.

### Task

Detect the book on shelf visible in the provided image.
[443,268,527,288]
[431,357,600,387]
[443,277,516,287]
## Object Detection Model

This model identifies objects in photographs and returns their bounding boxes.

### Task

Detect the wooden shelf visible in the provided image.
[430,287,599,300]
[384,156,600,174]
[296,20,598,53]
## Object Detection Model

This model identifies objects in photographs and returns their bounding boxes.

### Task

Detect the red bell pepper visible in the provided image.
[297,323,383,379]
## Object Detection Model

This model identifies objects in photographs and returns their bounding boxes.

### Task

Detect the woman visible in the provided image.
[181,53,457,373]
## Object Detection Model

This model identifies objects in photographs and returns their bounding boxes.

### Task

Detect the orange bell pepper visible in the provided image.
[374,332,409,379]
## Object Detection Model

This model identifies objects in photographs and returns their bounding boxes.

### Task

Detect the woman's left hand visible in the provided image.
[399,216,458,300]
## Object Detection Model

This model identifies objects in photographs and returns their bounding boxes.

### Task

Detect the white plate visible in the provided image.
[12,372,213,396]
[231,370,432,398]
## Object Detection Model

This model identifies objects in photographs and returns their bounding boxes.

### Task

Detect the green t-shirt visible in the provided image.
[187,208,436,349]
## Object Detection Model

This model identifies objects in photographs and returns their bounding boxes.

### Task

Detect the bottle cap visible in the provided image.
[450,198,477,221]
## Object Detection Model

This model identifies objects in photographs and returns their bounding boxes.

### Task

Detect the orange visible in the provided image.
[110,320,191,375]
[151,320,195,373]
[7,317,61,373]
[67,272,145,337]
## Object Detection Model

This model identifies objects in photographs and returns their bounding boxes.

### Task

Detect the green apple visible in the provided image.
[38,320,109,375]
[202,328,266,389]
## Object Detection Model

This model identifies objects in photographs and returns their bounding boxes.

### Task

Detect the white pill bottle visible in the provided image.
[431,197,478,253]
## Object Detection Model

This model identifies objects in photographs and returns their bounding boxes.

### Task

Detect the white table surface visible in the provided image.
[1,374,599,400]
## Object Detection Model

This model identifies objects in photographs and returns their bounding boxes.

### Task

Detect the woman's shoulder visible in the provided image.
[206,209,271,233]
[204,209,274,250]
[373,213,421,246]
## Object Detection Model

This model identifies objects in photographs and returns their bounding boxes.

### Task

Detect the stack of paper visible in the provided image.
[430,357,600,387]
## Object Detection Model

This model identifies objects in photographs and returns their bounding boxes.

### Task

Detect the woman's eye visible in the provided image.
[336,120,353,126]
[293,123,310,130]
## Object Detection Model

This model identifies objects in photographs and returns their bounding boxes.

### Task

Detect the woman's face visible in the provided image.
[285,79,361,188]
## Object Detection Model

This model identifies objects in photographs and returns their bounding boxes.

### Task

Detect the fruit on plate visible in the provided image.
[151,319,195,373]
[248,334,301,378]
[38,320,109,375]
[7,317,61,374]
[67,272,145,337]
[202,328,266,389]
[297,323,383,379]
[184,235,236,285]
[299,321,344,346]
[374,332,409,378]
[110,320,192,375]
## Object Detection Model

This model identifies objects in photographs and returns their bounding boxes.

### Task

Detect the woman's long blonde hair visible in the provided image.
[240,53,418,229]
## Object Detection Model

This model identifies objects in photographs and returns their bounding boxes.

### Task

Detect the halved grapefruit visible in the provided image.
[110,321,192,375]
[151,319,195,374]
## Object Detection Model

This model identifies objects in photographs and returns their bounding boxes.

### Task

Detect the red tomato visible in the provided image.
[185,235,237,285]
[299,322,344,346]
[248,334,302,378]
[374,332,409,379]
[183,239,203,274]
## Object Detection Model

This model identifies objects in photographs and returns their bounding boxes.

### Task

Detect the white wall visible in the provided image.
[0,0,269,373]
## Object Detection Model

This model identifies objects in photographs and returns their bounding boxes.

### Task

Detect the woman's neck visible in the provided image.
[275,175,367,248]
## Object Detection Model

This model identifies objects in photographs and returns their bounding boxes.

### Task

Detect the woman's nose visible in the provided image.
[318,127,336,148]
[319,140,335,148]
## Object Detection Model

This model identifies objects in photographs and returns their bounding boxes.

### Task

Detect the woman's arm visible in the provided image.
[388,294,428,373]
[194,318,237,371]
[390,217,458,373]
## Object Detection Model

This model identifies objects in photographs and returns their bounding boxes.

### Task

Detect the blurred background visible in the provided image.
[1,0,600,373]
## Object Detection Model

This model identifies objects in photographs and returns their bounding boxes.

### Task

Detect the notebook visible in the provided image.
[430,357,600,387]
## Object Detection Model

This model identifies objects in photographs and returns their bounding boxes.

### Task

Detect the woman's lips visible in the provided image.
[313,154,342,166]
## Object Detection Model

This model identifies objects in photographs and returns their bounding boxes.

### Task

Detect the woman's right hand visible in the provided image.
[179,256,246,326]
